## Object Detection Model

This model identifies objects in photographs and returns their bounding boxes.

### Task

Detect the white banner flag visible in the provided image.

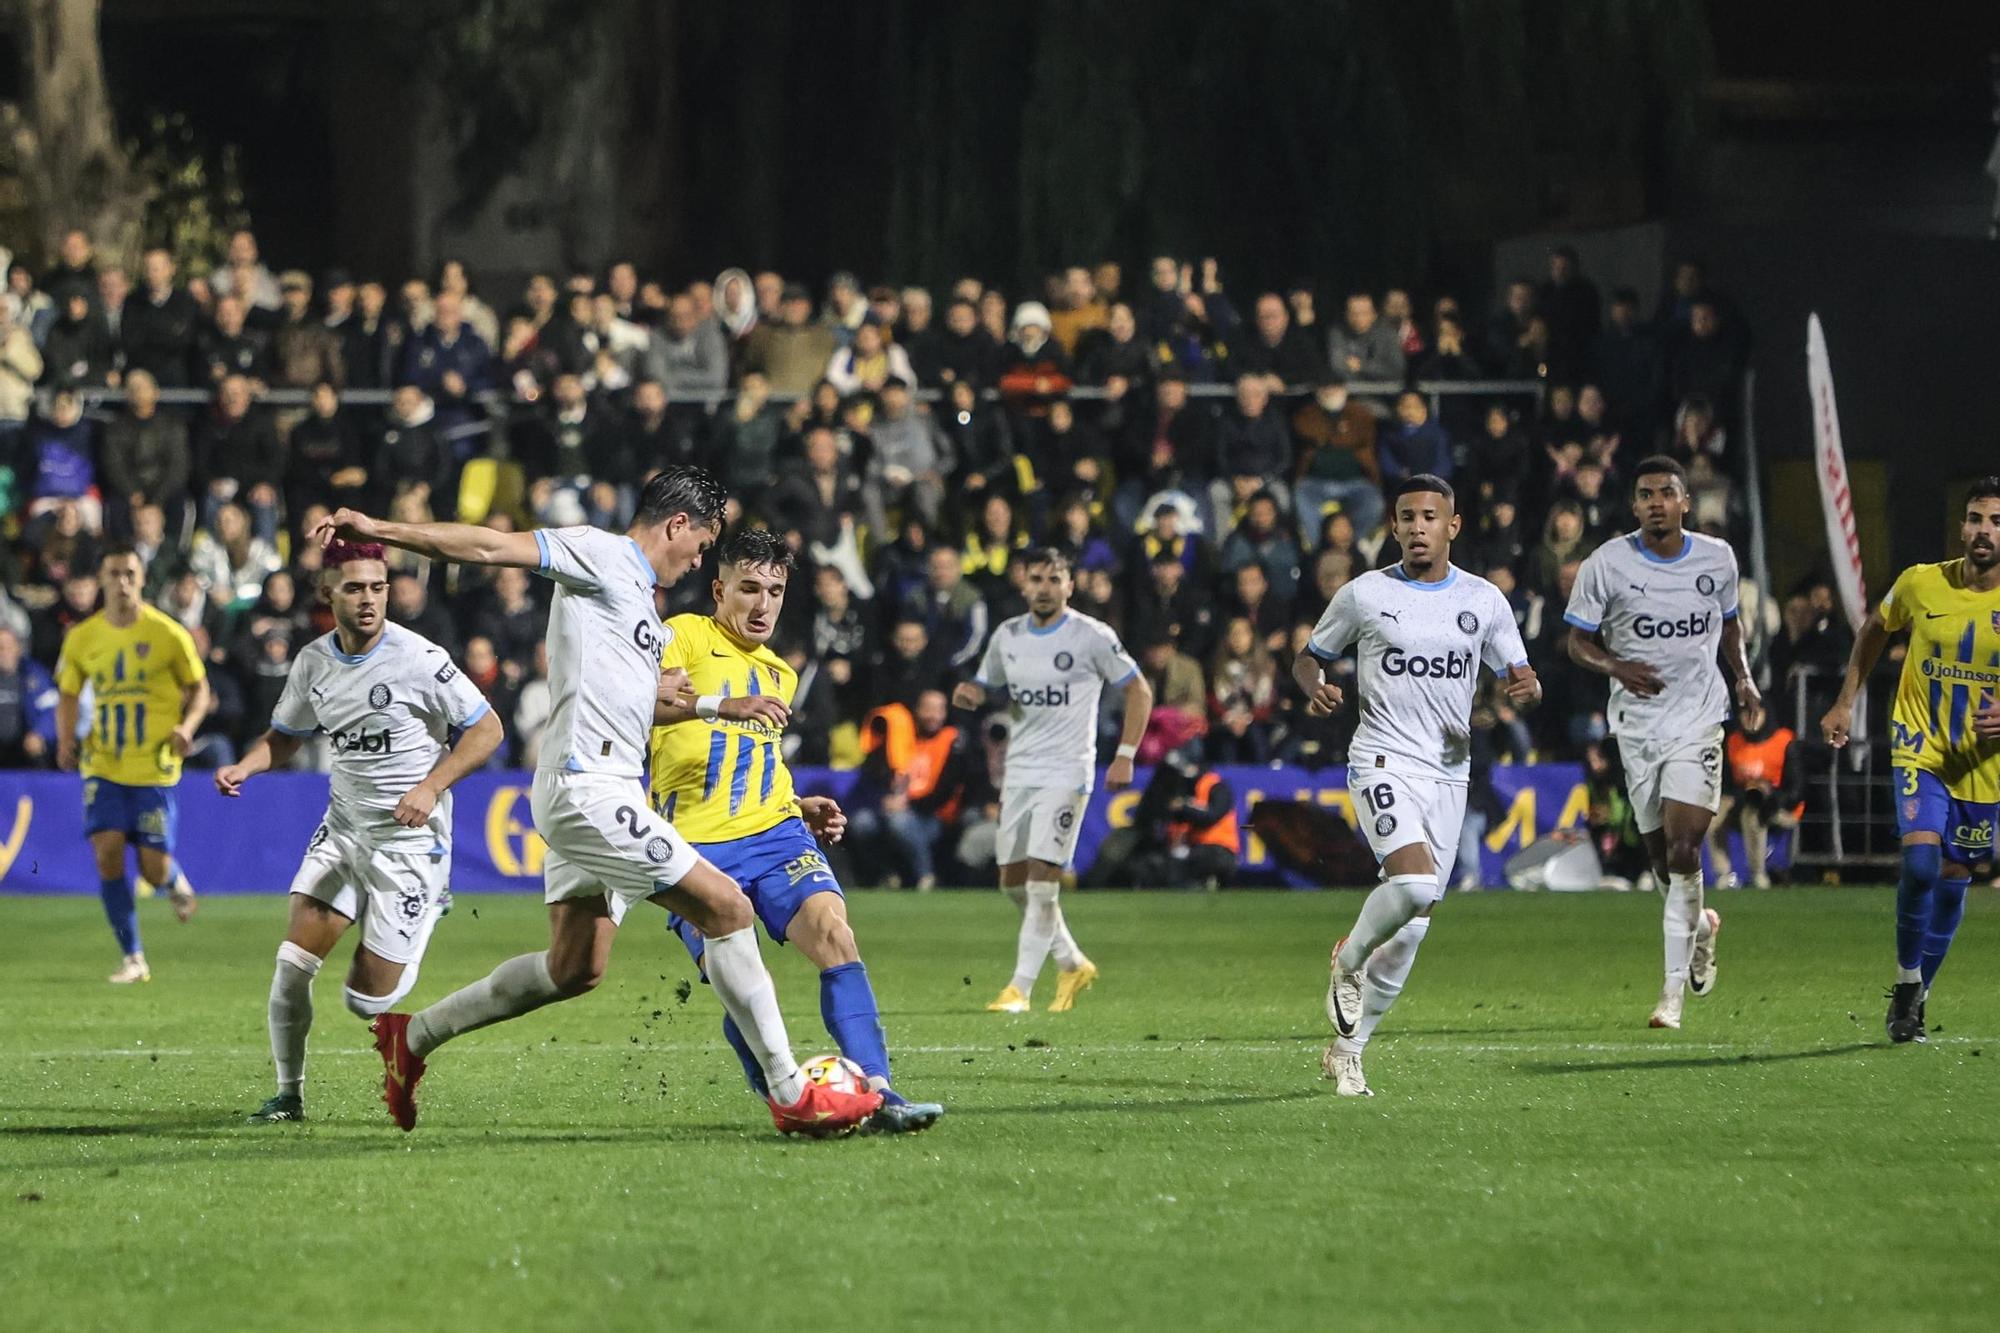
[1807,313,1867,631]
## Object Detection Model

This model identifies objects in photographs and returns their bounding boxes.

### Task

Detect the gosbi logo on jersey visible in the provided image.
[1632,611,1713,640]
[1014,683,1072,706]
[632,620,662,656]
[330,727,392,754]
[1381,648,1471,679]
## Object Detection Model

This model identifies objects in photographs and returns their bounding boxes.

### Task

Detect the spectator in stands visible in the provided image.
[470,565,544,676]
[821,271,867,347]
[1227,559,1291,656]
[122,249,197,387]
[100,370,190,534]
[199,294,269,387]
[1484,278,1535,372]
[1137,633,1207,759]
[1328,292,1406,384]
[1130,547,1214,661]
[1049,266,1108,358]
[808,564,871,720]
[1667,298,1742,416]
[1378,390,1452,487]
[1536,246,1601,383]
[375,384,452,512]
[0,625,57,767]
[1593,287,1659,435]
[875,618,945,711]
[41,291,114,387]
[283,380,367,521]
[998,302,1073,414]
[188,501,280,610]
[341,279,392,389]
[1076,300,1152,388]
[869,376,952,530]
[645,291,728,400]
[957,492,1024,595]
[826,320,914,398]
[193,374,284,539]
[849,689,965,890]
[271,271,344,389]
[1212,374,1292,534]
[1291,373,1382,542]
[1235,292,1323,389]
[211,228,281,310]
[399,286,491,440]
[44,229,98,310]
[938,376,1015,502]
[1415,311,1483,384]
[621,377,697,471]
[934,298,999,388]
[22,387,101,531]
[741,282,834,396]
[1207,615,1278,762]
[0,304,43,453]
[1526,499,1593,601]
[1220,491,1304,607]
[900,547,987,673]
[385,568,459,657]
[1706,713,1805,889]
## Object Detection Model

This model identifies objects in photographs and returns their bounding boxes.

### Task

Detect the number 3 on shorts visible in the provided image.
[1358,783,1395,816]
[1901,768,1918,798]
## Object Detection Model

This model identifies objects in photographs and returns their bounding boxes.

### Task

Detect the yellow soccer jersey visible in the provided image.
[1881,559,2000,801]
[55,605,206,787]
[649,614,799,843]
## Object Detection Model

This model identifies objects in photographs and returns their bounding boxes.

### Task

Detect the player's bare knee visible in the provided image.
[547,953,605,997]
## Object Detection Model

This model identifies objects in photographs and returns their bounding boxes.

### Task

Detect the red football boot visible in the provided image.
[768,1079,883,1138]
[371,1013,427,1132]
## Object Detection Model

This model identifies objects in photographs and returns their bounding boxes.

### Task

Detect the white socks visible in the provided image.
[268,942,322,1097]
[1337,874,1438,972]
[1049,906,1085,972]
[409,951,561,1059]
[1010,880,1063,995]
[1663,869,1703,986]
[1335,917,1429,1056]
[702,927,805,1105]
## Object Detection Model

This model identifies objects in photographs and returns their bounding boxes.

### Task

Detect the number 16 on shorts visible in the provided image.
[1348,767,1467,882]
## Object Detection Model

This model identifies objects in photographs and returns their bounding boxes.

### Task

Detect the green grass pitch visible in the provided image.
[3,887,1998,1331]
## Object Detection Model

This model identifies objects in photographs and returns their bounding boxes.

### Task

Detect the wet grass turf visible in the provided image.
[2,887,1998,1331]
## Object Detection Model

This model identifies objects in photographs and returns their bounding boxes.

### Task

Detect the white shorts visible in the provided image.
[1616,727,1724,835]
[997,786,1090,869]
[288,820,450,967]
[532,769,701,926]
[1347,767,1468,888]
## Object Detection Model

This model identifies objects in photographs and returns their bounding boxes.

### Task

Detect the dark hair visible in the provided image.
[98,542,141,568]
[1631,454,1688,493]
[1390,473,1456,510]
[718,527,795,575]
[1967,477,2000,506]
[636,465,726,531]
[1021,546,1073,578]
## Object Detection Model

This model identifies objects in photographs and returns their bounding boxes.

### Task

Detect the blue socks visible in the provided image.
[1921,877,1970,989]
[720,1015,769,1098]
[99,874,141,955]
[820,961,891,1084]
[1895,842,1943,972]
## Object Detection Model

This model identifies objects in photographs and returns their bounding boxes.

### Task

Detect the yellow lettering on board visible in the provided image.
[1485,786,1536,853]
[0,795,31,880]
[1106,789,1142,830]
[485,786,545,878]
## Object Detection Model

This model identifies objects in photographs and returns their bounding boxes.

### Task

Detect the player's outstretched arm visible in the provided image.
[1106,672,1155,791]
[54,690,79,771]
[215,730,306,796]
[170,677,212,757]
[393,709,504,828]
[310,507,543,570]
[1291,650,1344,717]
[1564,625,1664,697]
[1821,608,1892,748]
[1501,663,1542,711]
[1719,616,1764,730]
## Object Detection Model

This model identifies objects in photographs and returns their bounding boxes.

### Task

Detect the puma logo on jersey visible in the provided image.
[1379,610,1401,623]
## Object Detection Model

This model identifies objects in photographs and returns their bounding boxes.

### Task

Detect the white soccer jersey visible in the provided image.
[1563,531,1740,740]
[532,525,665,778]
[975,609,1140,792]
[270,624,491,847]
[1307,564,1529,784]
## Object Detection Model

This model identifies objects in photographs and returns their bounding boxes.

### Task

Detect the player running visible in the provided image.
[216,541,504,1122]
[1822,477,2000,1043]
[1564,455,1761,1031]
[951,548,1153,1013]
[54,544,211,983]
[312,467,881,1137]
[651,528,942,1132]
[1298,474,1538,1096]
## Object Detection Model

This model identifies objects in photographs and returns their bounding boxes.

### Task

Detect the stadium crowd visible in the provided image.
[0,225,1818,882]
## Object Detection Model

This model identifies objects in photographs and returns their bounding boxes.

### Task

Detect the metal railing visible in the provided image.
[1785,662,1900,874]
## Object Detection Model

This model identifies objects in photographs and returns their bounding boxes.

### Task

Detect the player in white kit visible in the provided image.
[1563,455,1762,1031]
[217,541,504,1122]
[310,467,882,1136]
[952,549,1153,1013]
[1296,475,1539,1096]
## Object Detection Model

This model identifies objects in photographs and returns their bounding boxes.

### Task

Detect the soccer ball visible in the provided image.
[801,1053,868,1095]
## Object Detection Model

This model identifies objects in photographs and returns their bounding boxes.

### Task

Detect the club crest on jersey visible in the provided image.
[1696,573,1718,595]
[135,642,151,660]
[369,684,391,709]
[784,850,831,884]
[644,836,671,864]
[1991,611,2000,635]
[1373,813,1396,837]
[1054,651,1075,670]
[1457,611,1479,636]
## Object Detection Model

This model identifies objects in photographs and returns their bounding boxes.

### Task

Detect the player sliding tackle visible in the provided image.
[216,541,503,1123]
[1563,456,1760,1031]
[310,467,882,1136]
[650,529,942,1131]
[1296,475,1538,1096]
[1822,477,2000,1044]
[953,548,1153,1014]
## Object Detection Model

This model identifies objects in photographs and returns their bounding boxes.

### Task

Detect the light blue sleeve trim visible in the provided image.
[533,528,553,572]
[973,677,1001,691]
[457,701,492,729]
[1561,612,1599,632]
[1508,659,1531,670]
[270,720,316,737]
[1306,642,1340,662]
[1113,666,1140,686]
[1721,607,1740,621]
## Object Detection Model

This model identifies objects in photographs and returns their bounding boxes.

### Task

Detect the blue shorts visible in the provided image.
[670,816,842,965]
[1894,766,1998,864]
[82,779,177,851]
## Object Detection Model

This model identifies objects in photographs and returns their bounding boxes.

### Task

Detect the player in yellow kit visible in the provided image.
[1824,478,2000,1042]
[651,528,941,1132]
[54,545,212,983]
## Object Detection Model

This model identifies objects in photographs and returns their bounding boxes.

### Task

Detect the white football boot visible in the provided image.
[1325,940,1364,1038]
[1321,1044,1373,1096]
[1648,982,1685,1030]
[1689,908,1721,998]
